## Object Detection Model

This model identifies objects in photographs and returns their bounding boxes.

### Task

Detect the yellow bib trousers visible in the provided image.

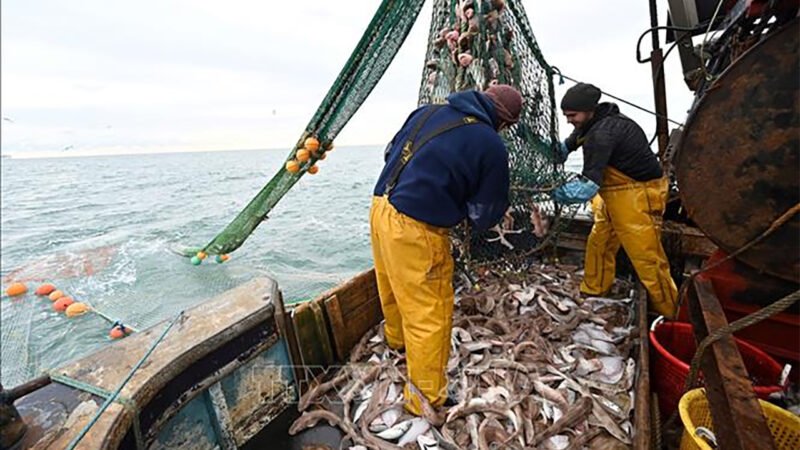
[369,196,454,415]
[580,167,679,318]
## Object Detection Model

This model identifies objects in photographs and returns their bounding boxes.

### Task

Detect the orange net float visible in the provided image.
[285,160,301,173]
[296,149,311,163]
[5,282,27,297]
[65,302,89,317]
[35,283,56,296]
[109,322,132,339]
[48,290,65,301]
[53,296,75,312]
[304,137,320,153]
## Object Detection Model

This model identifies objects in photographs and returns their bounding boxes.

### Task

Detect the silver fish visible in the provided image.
[397,417,431,446]
[374,419,413,440]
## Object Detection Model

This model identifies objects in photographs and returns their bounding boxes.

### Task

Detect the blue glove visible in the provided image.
[555,141,570,164]
[552,178,600,205]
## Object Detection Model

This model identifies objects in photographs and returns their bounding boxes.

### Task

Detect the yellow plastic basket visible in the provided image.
[679,388,800,450]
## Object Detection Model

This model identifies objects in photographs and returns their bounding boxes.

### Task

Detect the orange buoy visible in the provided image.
[304,137,320,153]
[109,323,131,339]
[307,165,319,175]
[196,251,207,260]
[65,302,89,317]
[296,149,311,163]
[48,290,65,301]
[35,283,57,296]
[5,282,27,297]
[53,297,75,312]
[285,160,300,173]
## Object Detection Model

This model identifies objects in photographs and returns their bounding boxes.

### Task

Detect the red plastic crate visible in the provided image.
[650,321,784,419]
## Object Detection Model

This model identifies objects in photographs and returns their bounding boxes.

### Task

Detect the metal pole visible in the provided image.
[649,0,670,160]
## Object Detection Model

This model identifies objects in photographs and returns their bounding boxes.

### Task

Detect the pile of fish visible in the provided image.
[290,265,638,449]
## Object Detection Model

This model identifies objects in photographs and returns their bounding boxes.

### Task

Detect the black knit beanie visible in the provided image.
[560,83,601,112]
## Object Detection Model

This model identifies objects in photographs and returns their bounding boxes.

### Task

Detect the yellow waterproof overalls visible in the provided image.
[370,107,479,415]
[580,166,679,318]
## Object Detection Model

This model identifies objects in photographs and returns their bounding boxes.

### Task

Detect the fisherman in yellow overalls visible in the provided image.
[370,85,523,415]
[552,82,678,318]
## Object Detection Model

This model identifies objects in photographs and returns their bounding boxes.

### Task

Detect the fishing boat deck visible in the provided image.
[269,256,651,449]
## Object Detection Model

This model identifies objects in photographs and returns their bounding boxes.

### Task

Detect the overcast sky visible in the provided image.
[1,0,696,158]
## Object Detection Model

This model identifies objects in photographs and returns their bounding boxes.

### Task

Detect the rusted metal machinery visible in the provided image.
[675,17,799,283]
[666,0,799,447]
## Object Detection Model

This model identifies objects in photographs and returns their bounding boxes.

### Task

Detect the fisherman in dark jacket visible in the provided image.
[553,82,678,318]
[370,85,522,415]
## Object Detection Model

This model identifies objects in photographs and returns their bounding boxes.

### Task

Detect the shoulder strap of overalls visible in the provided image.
[384,105,480,195]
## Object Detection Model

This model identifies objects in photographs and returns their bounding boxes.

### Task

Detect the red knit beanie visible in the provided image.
[484,84,523,127]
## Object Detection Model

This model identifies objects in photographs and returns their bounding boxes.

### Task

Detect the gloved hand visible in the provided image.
[554,141,570,164]
[552,177,600,205]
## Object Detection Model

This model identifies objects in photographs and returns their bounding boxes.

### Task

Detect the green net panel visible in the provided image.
[419,0,574,266]
[180,0,575,264]
[177,0,429,257]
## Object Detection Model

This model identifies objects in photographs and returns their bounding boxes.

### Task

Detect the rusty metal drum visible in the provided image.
[674,18,799,283]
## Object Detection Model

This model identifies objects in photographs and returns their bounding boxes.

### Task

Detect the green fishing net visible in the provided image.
[181,0,574,266]
[419,0,572,266]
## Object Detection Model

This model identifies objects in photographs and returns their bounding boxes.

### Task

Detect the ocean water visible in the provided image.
[0,147,385,387]
[1,146,584,387]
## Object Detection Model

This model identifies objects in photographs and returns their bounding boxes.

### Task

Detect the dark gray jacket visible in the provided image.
[565,103,662,186]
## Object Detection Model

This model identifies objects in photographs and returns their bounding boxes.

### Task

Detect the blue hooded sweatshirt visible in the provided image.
[373,91,509,230]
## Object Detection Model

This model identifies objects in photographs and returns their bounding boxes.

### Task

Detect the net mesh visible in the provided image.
[182,0,576,266]
[418,0,574,266]
[178,0,429,257]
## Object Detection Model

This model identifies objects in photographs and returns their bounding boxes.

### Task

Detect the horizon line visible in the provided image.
[0,144,382,160]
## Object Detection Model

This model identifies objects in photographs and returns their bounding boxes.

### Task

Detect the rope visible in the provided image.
[89,306,139,333]
[50,373,145,450]
[65,311,184,450]
[549,67,685,127]
[651,392,662,450]
[683,289,800,393]
[675,202,800,313]
[660,202,800,431]
[699,0,727,81]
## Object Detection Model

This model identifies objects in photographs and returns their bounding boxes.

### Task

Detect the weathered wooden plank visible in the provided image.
[338,294,383,352]
[559,218,717,257]
[317,270,382,361]
[314,269,378,316]
[274,289,306,396]
[205,383,237,450]
[687,277,776,450]
[633,286,651,450]
[324,295,350,361]
[292,301,335,370]
[38,278,280,449]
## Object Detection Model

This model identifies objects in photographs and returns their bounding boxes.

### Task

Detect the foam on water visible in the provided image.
[0,147,384,386]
